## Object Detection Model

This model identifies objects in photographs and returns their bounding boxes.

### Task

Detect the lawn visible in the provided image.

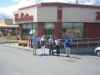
[3,36,17,40]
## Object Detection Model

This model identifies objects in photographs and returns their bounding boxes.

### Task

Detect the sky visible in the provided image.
[0,0,100,19]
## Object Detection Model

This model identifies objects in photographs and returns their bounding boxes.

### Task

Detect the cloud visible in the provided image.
[0,0,98,19]
[42,0,96,5]
[12,0,20,2]
[42,0,66,3]
[0,0,36,19]
[79,0,95,5]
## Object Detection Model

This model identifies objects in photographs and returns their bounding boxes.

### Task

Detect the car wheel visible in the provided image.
[96,50,100,57]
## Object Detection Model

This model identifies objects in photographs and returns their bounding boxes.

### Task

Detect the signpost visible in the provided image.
[7,33,11,45]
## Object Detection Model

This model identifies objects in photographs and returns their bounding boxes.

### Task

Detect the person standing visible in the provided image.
[16,35,19,40]
[49,35,54,55]
[31,35,38,55]
[40,35,46,55]
[64,37,71,57]
[55,37,61,56]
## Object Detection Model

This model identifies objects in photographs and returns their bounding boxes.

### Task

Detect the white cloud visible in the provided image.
[0,0,98,19]
[79,0,95,5]
[42,0,66,3]
[42,0,96,4]
[0,0,36,19]
[12,0,20,2]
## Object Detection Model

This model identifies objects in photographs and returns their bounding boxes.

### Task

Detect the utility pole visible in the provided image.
[76,0,78,4]
[4,12,5,19]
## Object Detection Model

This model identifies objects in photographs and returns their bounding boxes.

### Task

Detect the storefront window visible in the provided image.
[22,23,37,40]
[44,23,54,40]
[0,28,6,35]
[62,23,84,41]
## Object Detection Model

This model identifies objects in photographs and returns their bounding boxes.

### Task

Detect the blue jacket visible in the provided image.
[64,40,71,47]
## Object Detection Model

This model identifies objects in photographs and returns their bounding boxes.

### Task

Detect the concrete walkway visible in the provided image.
[4,43,95,54]
[4,43,51,55]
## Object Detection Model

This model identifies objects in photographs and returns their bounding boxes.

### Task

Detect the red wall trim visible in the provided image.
[19,2,100,10]
[55,22,62,39]
[37,22,44,37]
[19,4,41,10]
[57,8,62,22]
[84,23,100,38]
[19,24,22,40]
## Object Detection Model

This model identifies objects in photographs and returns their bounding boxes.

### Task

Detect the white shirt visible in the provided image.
[55,39,60,46]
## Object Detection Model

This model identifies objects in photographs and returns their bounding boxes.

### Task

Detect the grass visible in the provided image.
[3,36,17,40]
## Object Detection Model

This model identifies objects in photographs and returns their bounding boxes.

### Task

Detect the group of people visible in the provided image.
[31,35,72,57]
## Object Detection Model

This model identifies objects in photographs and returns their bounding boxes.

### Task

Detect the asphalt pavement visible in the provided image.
[0,44,100,75]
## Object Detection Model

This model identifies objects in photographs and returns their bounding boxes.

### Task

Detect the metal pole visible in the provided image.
[77,38,78,49]
[98,38,99,47]
[87,38,89,50]
[9,37,10,45]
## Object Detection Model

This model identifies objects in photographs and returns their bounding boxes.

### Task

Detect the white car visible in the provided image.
[94,47,100,57]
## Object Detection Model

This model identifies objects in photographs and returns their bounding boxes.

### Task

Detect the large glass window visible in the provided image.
[44,23,54,40]
[22,23,37,40]
[62,23,84,40]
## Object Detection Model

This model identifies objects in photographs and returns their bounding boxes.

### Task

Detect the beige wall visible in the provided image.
[13,6,100,23]
[37,7,57,22]
[13,7,37,24]
[62,7,100,22]
[13,6,57,24]
[0,20,5,24]
[0,19,13,25]
[5,19,13,25]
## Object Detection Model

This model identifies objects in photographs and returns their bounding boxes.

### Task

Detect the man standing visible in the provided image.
[55,37,61,56]
[64,37,71,57]
[31,35,38,55]
[49,35,54,55]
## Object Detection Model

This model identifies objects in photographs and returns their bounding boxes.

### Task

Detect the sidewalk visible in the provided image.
[4,43,51,54]
[4,43,95,54]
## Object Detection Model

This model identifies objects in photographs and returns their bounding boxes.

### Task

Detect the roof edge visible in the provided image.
[19,2,100,10]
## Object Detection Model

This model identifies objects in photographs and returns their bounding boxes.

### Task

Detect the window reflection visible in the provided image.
[22,23,37,40]
[44,23,54,40]
[62,23,84,41]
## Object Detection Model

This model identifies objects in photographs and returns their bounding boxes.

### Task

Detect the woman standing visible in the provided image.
[40,35,46,55]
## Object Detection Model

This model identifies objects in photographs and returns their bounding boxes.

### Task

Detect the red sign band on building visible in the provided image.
[96,12,100,20]
[15,13,33,22]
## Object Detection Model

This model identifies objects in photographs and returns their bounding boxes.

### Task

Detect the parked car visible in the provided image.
[94,47,100,57]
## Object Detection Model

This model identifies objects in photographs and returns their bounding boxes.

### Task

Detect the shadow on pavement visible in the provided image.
[71,52,96,56]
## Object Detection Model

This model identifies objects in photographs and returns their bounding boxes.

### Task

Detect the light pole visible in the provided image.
[76,0,78,4]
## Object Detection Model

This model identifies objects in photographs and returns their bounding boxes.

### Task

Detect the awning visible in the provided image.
[0,23,18,28]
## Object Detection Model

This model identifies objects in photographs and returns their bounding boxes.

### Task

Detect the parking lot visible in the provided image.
[0,44,100,75]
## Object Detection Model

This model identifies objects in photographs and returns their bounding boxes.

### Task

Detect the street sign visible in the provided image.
[7,33,11,38]
[7,33,11,45]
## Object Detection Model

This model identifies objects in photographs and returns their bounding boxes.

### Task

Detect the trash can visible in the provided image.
[27,39,29,47]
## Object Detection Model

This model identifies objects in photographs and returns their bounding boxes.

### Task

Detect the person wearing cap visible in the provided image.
[64,37,71,57]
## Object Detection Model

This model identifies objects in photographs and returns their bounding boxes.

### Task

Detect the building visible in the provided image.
[0,19,18,36]
[13,2,100,41]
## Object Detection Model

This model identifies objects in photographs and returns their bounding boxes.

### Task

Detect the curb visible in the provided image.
[5,45,33,51]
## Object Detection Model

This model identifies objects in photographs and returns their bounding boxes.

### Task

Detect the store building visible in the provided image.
[13,2,100,41]
[0,19,18,36]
